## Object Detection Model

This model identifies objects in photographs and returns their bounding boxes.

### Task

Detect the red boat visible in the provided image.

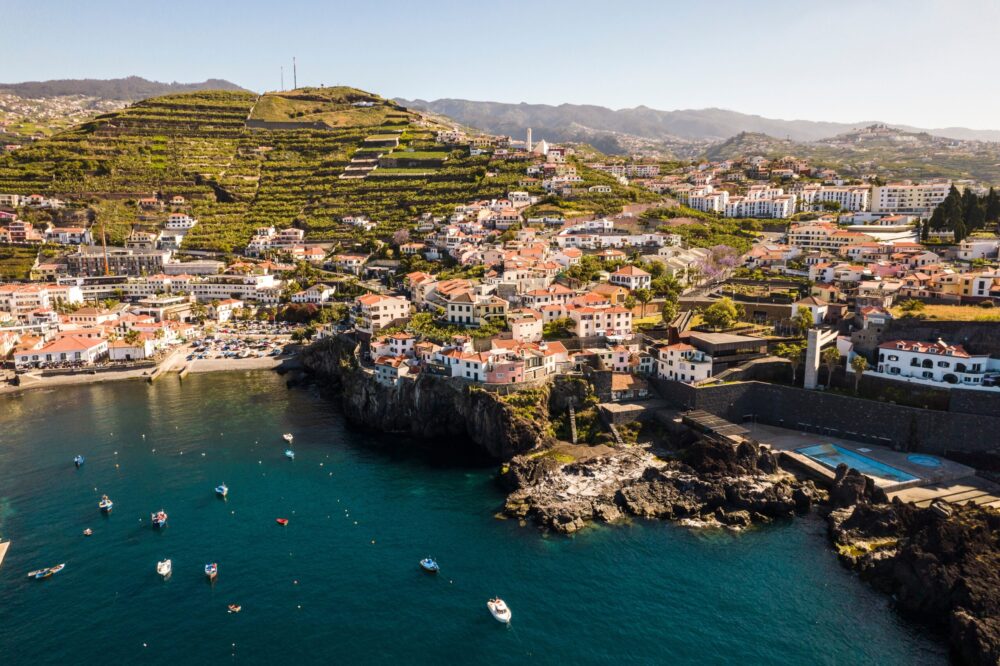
[275,518,289,526]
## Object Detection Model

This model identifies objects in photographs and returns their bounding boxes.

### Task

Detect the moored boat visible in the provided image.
[74,455,84,468]
[282,433,294,443]
[151,510,168,529]
[83,528,93,536]
[275,518,289,526]
[27,563,65,580]
[228,604,242,613]
[157,559,172,577]
[205,562,218,581]
[99,495,113,514]
[487,598,511,623]
[419,558,440,573]
[215,483,228,498]
[284,449,295,460]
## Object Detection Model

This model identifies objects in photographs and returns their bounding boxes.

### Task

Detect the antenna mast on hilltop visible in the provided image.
[293,57,297,89]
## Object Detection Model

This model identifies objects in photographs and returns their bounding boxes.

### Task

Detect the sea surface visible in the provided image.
[0,372,948,665]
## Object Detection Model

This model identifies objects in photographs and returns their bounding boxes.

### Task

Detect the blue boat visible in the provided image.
[215,483,228,498]
[98,495,113,513]
[419,558,440,573]
[284,449,295,460]
[73,455,84,468]
[205,562,218,580]
[27,563,65,580]
[151,510,168,529]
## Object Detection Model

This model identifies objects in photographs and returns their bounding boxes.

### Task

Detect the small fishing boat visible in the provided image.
[74,455,85,468]
[83,528,93,536]
[215,483,228,498]
[228,604,242,614]
[205,563,218,581]
[419,558,440,573]
[487,598,511,624]
[150,510,168,529]
[275,518,289,526]
[157,559,172,577]
[284,449,295,460]
[27,563,65,580]
[98,495,113,514]
[282,433,294,443]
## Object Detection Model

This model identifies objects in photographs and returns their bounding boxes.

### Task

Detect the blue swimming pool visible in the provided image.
[907,454,942,468]
[796,444,918,483]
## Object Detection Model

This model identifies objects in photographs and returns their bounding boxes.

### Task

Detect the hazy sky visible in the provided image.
[4,0,998,129]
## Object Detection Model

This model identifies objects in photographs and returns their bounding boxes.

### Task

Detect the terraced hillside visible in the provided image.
[0,87,656,252]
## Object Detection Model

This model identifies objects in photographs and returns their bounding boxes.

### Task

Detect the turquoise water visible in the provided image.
[0,372,946,665]
[797,444,918,483]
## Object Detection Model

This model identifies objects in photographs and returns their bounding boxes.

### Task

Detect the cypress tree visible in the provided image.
[985,187,1000,223]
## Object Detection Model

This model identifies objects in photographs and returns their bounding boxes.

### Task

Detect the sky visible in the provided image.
[3,0,999,129]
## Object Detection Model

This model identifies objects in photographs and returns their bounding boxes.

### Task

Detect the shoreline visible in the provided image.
[0,353,289,396]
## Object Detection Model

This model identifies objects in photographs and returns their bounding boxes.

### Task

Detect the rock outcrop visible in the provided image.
[300,336,553,459]
[829,496,1000,665]
[502,437,818,534]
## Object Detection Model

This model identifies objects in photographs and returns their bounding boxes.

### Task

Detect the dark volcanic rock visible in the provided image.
[301,336,553,460]
[830,464,888,508]
[502,437,808,534]
[830,500,1000,666]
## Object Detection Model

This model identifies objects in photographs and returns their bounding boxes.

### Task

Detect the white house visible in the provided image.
[875,339,998,387]
[15,335,109,368]
[792,296,829,326]
[355,294,410,334]
[608,265,651,291]
[291,284,336,304]
[654,342,713,384]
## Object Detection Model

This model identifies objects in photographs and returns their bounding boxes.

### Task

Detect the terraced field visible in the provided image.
[0,86,659,253]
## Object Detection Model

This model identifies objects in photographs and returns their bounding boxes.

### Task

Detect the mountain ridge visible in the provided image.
[0,76,250,100]
[398,97,1000,145]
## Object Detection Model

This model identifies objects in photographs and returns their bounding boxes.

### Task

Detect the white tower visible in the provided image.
[526,128,532,152]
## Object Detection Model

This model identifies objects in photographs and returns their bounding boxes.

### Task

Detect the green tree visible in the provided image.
[793,305,814,337]
[850,355,869,392]
[774,341,806,384]
[660,299,679,325]
[898,299,926,313]
[633,288,653,317]
[701,297,742,330]
[821,346,841,387]
[985,187,1000,223]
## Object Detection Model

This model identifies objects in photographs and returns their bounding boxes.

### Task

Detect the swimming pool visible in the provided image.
[796,443,919,483]
[907,454,942,468]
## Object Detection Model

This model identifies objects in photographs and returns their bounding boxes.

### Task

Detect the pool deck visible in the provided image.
[747,423,980,494]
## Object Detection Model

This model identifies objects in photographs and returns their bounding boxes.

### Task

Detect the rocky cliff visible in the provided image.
[828,471,1000,666]
[300,336,554,459]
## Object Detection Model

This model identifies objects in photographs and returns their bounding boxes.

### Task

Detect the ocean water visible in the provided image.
[0,372,947,665]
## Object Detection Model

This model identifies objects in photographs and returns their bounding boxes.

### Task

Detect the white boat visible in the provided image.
[157,559,172,577]
[215,483,228,498]
[487,598,511,624]
[99,495,113,513]
[27,563,65,580]
[151,510,168,529]
[282,433,294,443]
[284,449,295,460]
[419,558,440,573]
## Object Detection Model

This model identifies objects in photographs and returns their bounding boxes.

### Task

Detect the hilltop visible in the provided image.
[0,87,656,253]
[703,126,1000,183]
[0,76,249,100]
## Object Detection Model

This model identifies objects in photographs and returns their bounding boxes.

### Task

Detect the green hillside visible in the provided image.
[0,87,600,252]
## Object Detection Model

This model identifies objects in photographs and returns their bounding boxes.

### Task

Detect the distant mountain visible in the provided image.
[398,98,1000,145]
[0,76,250,100]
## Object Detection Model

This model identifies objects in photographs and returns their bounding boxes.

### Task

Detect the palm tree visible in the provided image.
[821,346,841,387]
[775,342,805,384]
[850,355,869,392]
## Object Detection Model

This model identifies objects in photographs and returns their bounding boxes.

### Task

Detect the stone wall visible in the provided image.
[652,378,1000,456]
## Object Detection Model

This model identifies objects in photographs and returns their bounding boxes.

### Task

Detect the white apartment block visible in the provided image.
[798,185,870,212]
[655,343,713,384]
[725,194,796,219]
[871,182,952,217]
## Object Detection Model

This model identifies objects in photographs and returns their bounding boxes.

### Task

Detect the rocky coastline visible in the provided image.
[300,335,999,664]
[299,335,554,459]
[827,467,1000,666]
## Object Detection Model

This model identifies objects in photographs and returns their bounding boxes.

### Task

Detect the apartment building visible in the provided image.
[871,182,952,217]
